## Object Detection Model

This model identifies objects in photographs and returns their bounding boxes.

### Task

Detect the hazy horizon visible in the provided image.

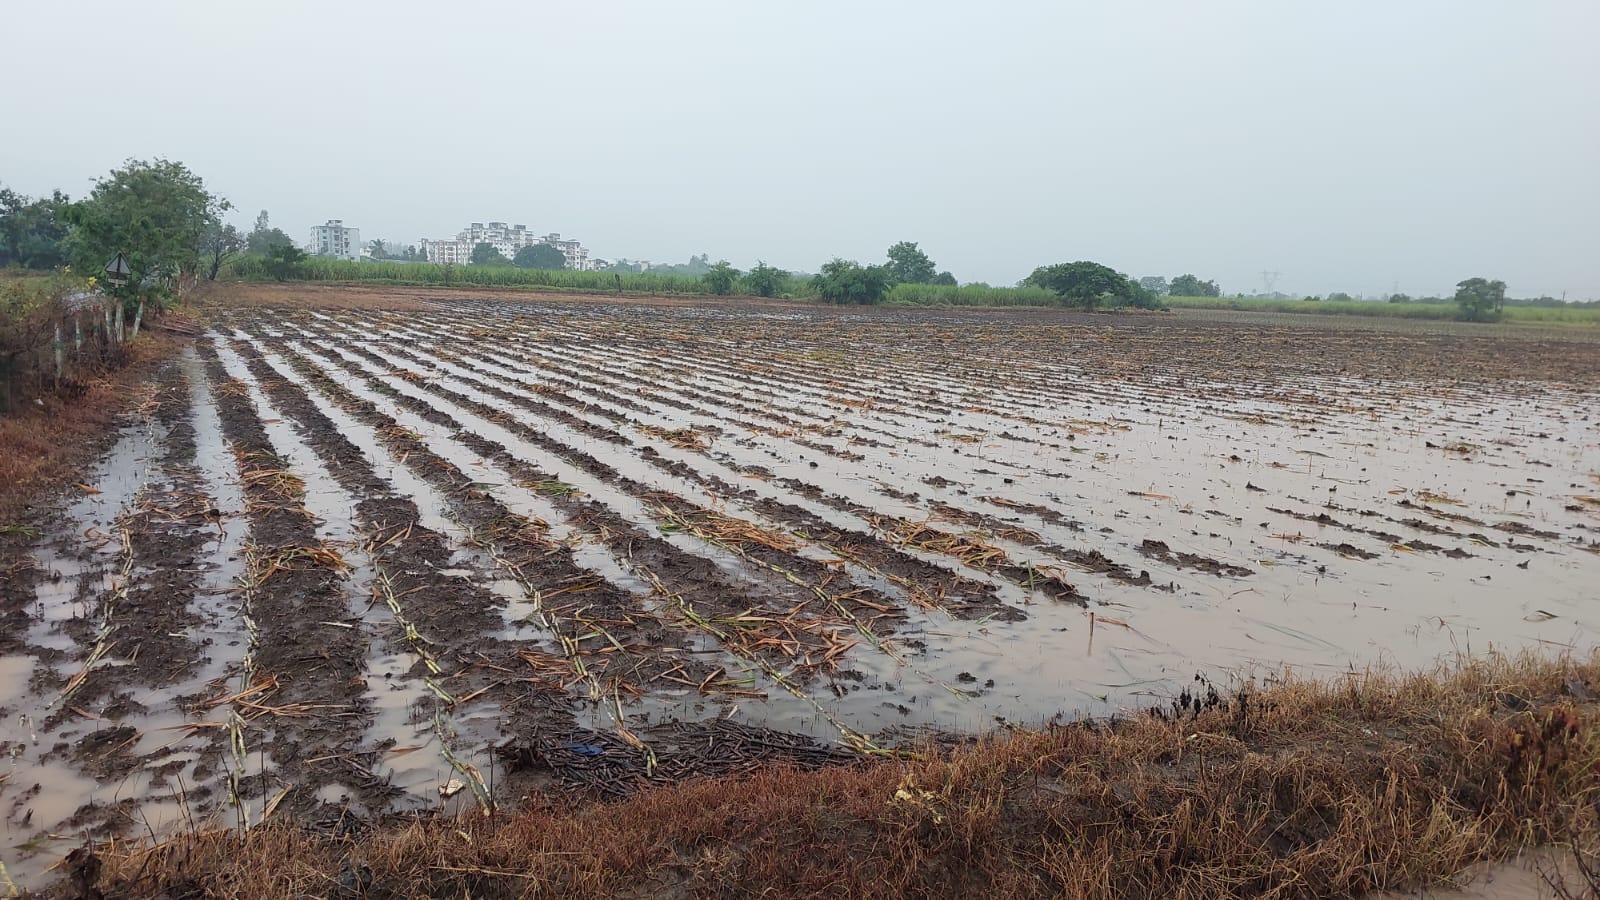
[4,1,1596,298]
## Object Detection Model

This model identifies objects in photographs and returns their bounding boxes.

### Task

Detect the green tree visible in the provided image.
[470,242,510,266]
[744,261,789,297]
[812,258,894,305]
[246,210,296,255]
[1023,261,1136,309]
[1388,293,1412,303]
[201,222,244,280]
[886,241,937,284]
[1453,277,1506,322]
[0,186,72,269]
[368,239,388,259]
[513,243,566,269]
[704,260,739,295]
[63,158,226,302]
[1138,276,1169,296]
[1169,274,1221,297]
[264,243,307,282]
[932,271,958,286]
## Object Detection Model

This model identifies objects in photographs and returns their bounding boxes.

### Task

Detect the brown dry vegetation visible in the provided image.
[0,330,182,527]
[69,652,1600,899]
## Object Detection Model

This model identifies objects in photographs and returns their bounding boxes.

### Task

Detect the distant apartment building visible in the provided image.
[307,219,361,261]
[420,221,595,269]
[308,220,361,261]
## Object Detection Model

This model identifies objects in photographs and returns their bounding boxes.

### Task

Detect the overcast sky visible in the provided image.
[4,1,1596,298]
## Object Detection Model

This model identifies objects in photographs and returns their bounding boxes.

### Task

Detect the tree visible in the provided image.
[1169,274,1220,297]
[744,261,788,298]
[63,158,226,302]
[513,243,566,269]
[470,242,510,266]
[368,239,388,259]
[885,241,937,284]
[1327,291,1354,302]
[704,260,739,295]
[201,222,244,280]
[1453,277,1506,322]
[264,243,307,282]
[0,186,72,269]
[1388,293,1412,303]
[1023,261,1136,309]
[247,210,296,255]
[932,271,958,286]
[1138,276,1169,296]
[812,258,894,305]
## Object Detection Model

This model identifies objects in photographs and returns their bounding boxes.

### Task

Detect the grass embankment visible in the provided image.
[75,652,1600,898]
[1165,295,1600,326]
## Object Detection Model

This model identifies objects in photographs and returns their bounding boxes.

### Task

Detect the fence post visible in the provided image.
[74,315,82,353]
[131,298,146,340]
[104,302,115,347]
[54,322,64,388]
[114,303,125,346]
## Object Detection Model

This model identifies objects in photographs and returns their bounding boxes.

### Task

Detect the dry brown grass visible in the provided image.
[75,651,1600,899]
[0,330,182,527]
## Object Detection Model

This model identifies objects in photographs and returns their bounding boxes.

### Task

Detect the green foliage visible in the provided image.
[812,258,894,305]
[1023,261,1138,309]
[470,243,511,266]
[246,210,296,256]
[932,271,957,286]
[513,243,567,270]
[1169,274,1221,297]
[704,260,739,295]
[1138,276,1169,296]
[227,257,716,294]
[201,222,245,280]
[0,186,72,269]
[743,261,789,298]
[886,283,1062,307]
[264,244,308,282]
[63,158,226,302]
[1454,277,1506,322]
[885,241,938,285]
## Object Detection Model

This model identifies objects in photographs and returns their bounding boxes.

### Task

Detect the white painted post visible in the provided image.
[114,303,124,346]
[130,298,145,340]
[54,323,63,388]
[74,315,82,353]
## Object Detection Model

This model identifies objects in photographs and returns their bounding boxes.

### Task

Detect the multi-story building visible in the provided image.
[419,238,472,266]
[308,220,361,261]
[420,221,597,269]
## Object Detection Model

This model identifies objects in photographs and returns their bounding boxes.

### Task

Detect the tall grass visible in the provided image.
[228,257,713,295]
[885,283,1070,308]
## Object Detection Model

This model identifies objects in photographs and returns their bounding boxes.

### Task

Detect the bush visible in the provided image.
[812,259,894,305]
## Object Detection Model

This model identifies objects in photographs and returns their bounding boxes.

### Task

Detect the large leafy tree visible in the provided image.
[886,241,938,284]
[0,186,73,269]
[812,258,894,305]
[1023,261,1137,309]
[703,260,739,295]
[1138,276,1169,296]
[513,243,566,269]
[470,242,510,266]
[1169,273,1221,297]
[246,210,296,255]
[264,243,308,282]
[744,261,789,298]
[201,222,245,280]
[64,159,226,300]
[1453,277,1506,322]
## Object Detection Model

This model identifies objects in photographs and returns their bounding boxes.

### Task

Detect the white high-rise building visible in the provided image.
[420,221,597,269]
[308,220,361,261]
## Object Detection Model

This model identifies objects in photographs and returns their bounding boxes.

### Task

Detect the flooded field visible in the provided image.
[3,296,1598,885]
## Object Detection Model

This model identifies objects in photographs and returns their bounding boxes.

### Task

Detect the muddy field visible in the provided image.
[3,295,1597,886]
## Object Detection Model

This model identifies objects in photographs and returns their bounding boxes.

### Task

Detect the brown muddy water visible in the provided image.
[2,299,1597,889]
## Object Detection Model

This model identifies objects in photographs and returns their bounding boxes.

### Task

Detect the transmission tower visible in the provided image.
[1260,270,1282,295]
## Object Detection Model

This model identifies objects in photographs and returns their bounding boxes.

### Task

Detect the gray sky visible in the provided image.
[5,1,1597,298]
